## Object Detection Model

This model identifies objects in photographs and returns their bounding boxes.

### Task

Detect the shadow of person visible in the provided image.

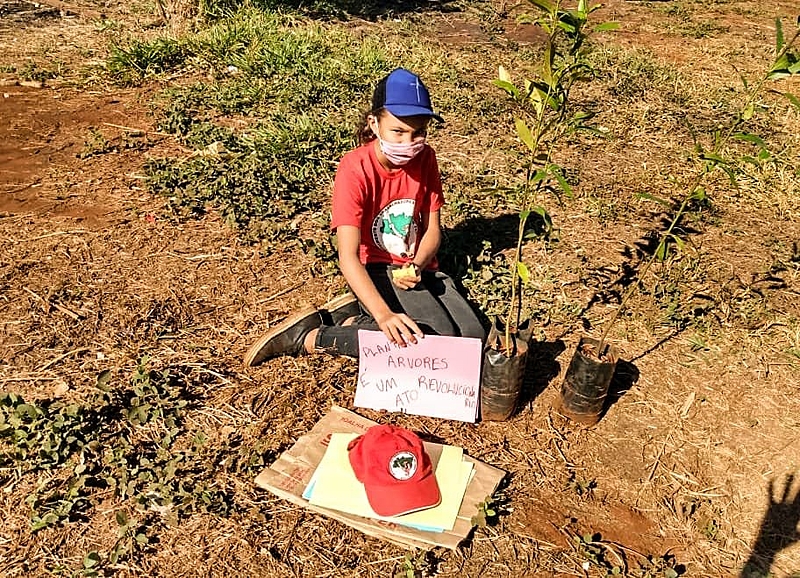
[740,473,800,578]
[516,338,565,413]
[600,358,640,417]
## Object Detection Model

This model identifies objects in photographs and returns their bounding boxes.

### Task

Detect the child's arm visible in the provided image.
[393,210,441,290]
[414,209,441,268]
[336,225,424,347]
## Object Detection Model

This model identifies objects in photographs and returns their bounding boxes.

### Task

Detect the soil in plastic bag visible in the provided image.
[557,336,618,425]
[480,320,533,421]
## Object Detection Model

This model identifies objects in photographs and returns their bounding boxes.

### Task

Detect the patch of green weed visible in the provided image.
[18,61,64,82]
[0,358,232,540]
[590,47,679,101]
[145,115,352,240]
[107,37,188,85]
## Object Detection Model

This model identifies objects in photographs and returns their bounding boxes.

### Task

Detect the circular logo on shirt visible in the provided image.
[389,451,418,481]
[371,199,417,259]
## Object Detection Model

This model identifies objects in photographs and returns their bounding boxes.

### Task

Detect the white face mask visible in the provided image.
[373,121,426,166]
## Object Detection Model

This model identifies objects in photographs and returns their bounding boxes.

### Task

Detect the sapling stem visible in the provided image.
[503,3,566,350]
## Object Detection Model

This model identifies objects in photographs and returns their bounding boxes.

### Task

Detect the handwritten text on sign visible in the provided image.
[355,330,482,422]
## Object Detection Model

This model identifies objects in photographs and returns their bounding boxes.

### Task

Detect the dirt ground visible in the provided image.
[2,1,800,577]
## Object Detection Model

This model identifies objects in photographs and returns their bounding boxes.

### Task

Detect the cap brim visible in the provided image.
[384,104,444,123]
[364,472,441,517]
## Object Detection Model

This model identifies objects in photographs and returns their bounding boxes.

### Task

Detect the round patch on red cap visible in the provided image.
[388,451,417,480]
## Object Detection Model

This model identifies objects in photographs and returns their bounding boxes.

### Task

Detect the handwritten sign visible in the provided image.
[354,330,482,422]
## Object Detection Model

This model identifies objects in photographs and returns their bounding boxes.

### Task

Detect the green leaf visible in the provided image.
[635,191,672,208]
[669,234,685,252]
[116,510,129,527]
[594,21,619,32]
[701,152,727,166]
[776,18,785,54]
[531,205,548,218]
[768,70,792,81]
[664,569,679,578]
[548,164,573,198]
[742,102,755,121]
[542,43,554,85]
[516,262,530,284]
[771,53,790,75]
[515,119,537,154]
[733,132,766,147]
[83,552,101,568]
[492,79,519,98]
[655,239,669,261]
[691,186,707,201]
[96,369,113,391]
[556,19,577,34]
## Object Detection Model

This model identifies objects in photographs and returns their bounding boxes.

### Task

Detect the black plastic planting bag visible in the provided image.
[480,319,533,421]
[556,336,618,425]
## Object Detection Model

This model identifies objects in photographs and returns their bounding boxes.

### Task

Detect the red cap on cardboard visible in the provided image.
[347,424,441,517]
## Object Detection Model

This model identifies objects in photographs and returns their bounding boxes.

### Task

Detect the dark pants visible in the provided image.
[315,264,485,358]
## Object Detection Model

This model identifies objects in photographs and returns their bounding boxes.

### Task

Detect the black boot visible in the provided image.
[320,293,361,326]
[244,307,322,366]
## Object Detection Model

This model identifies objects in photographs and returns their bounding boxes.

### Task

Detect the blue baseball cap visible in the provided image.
[372,68,444,122]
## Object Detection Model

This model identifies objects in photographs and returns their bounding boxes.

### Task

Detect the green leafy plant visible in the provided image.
[0,358,232,536]
[106,37,188,85]
[78,128,115,159]
[470,494,498,528]
[394,550,436,578]
[492,0,617,349]
[18,60,63,82]
[569,474,596,497]
[572,532,624,575]
[120,8,389,242]
[593,16,800,357]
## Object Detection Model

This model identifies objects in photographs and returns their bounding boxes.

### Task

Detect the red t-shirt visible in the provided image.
[330,141,445,268]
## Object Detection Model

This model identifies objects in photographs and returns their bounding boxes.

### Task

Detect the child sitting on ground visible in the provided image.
[245,68,485,365]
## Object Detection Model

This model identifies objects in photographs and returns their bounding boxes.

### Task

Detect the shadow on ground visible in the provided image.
[601,358,640,417]
[518,338,565,412]
[260,0,463,19]
[740,473,800,578]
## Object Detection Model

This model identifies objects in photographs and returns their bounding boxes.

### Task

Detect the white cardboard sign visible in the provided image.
[354,329,482,422]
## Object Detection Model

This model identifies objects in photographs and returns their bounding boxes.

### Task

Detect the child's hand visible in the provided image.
[375,312,423,347]
[391,263,421,290]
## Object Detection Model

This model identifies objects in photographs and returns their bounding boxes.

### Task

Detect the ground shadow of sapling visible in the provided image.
[514,338,566,415]
[600,358,640,418]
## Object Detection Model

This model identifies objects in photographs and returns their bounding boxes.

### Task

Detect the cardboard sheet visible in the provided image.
[254,406,506,550]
